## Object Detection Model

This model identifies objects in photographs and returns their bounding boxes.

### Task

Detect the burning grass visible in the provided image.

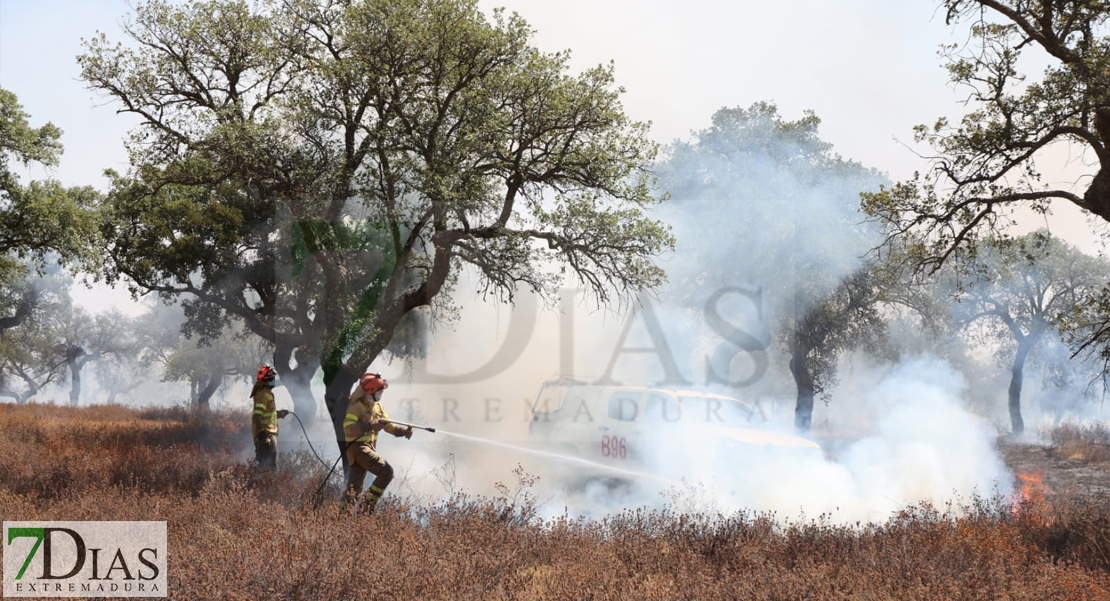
[1,402,1108,600]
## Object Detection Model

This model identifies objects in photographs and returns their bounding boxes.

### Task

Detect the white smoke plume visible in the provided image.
[114,103,1103,524]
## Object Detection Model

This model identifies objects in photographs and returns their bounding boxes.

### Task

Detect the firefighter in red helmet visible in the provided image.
[250,365,288,468]
[341,373,412,512]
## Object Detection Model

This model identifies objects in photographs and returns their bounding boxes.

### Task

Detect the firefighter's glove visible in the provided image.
[394,426,413,440]
[365,417,385,433]
[276,410,290,419]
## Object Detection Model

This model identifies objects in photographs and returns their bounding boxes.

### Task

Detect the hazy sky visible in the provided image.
[0,0,1104,312]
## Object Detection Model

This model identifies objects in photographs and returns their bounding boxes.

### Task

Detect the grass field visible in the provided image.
[1,402,1108,600]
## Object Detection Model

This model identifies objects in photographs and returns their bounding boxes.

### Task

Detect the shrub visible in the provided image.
[1,403,1108,600]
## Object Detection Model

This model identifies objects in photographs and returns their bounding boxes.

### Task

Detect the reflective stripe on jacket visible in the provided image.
[251,385,278,438]
[343,388,401,450]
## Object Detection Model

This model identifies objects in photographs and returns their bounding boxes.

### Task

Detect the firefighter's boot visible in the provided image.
[360,483,387,514]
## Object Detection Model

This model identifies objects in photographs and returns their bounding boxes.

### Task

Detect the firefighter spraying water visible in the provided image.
[297,376,823,509]
[340,373,414,513]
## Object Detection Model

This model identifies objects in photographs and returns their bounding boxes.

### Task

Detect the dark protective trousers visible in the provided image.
[254,433,277,468]
[343,443,394,511]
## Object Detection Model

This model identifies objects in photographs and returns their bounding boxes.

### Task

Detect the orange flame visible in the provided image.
[1012,469,1049,518]
[1018,470,1046,501]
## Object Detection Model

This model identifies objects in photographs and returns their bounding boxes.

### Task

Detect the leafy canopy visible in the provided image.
[81,0,673,413]
[0,88,99,283]
[864,1,1110,272]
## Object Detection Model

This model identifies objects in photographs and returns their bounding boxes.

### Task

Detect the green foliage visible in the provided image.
[0,268,73,403]
[883,230,1108,354]
[160,329,266,386]
[864,1,1110,273]
[133,301,265,388]
[0,87,101,395]
[0,88,100,279]
[82,0,672,409]
[953,231,1106,341]
[0,88,62,170]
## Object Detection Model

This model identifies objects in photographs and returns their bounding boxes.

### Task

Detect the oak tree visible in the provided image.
[950,231,1106,433]
[864,1,1110,268]
[659,103,887,433]
[81,0,672,458]
[0,88,99,330]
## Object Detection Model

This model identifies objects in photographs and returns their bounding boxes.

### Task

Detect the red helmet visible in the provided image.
[257,365,277,382]
[359,373,388,395]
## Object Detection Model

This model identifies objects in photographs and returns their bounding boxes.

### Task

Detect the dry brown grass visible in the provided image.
[1,403,1108,600]
[1050,422,1110,466]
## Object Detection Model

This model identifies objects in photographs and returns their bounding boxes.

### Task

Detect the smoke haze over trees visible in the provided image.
[947,231,1109,434]
[5,1,1110,542]
[657,102,890,433]
[863,0,1110,370]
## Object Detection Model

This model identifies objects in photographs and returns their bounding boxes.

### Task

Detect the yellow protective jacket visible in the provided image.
[343,388,402,453]
[251,384,278,438]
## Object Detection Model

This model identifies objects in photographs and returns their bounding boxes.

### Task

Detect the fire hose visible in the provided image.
[302,416,436,500]
[285,411,331,470]
[379,418,437,433]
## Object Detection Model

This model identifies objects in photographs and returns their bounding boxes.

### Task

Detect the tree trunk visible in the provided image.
[69,367,81,407]
[319,240,451,478]
[283,370,318,420]
[1008,339,1034,435]
[0,295,35,334]
[790,348,816,435]
[324,368,360,478]
[195,373,221,410]
[2,387,37,405]
[12,380,40,404]
[66,347,85,407]
[274,346,320,422]
[1087,109,1110,219]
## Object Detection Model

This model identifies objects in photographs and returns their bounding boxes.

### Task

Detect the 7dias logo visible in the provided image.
[3,522,167,597]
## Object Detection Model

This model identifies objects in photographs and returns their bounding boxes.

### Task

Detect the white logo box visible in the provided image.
[3,521,167,598]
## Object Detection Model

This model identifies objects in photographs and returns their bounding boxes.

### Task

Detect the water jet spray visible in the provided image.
[435,430,677,486]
